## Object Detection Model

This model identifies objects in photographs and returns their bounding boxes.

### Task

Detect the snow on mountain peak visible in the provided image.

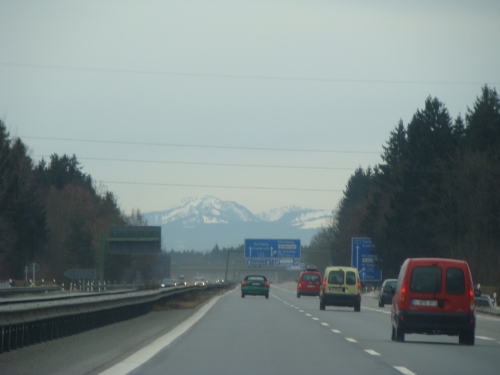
[144,196,332,229]
[150,196,259,225]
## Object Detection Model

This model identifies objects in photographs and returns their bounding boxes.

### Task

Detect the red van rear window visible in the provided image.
[446,267,465,294]
[410,267,442,293]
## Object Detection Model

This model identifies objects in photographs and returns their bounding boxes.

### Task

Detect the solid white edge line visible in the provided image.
[98,291,228,375]
[394,366,417,375]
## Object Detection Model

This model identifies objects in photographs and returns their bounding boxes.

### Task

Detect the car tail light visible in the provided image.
[264,281,270,287]
[469,287,475,310]
[242,281,248,286]
[400,284,406,303]
[357,278,361,292]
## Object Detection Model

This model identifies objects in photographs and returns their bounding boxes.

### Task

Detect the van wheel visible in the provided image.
[459,329,475,345]
[391,326,396,341]
[297,292,301,298]
[396,325,405,342]
[378,299,384,308]
[354,302,361,312]
[320,301,325,310]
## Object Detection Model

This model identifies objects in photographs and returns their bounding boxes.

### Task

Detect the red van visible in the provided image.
[391,258,476,345]
[297,267,322,298]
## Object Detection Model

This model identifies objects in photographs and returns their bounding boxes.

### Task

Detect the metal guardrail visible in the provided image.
[0,283,146,302]
[0,283,229,354]
[0,285,63,298]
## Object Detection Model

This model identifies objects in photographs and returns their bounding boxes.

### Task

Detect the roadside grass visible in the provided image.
[153,286,231,310]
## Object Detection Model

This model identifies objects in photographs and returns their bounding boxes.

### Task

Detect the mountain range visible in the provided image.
[143,196,334,251]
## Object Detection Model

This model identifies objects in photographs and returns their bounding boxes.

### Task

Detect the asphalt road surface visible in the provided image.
[1,283,499,375]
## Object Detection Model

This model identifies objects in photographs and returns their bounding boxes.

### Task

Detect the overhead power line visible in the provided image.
[26,136,380,154]
[2,61,497,86]
[36,155,358,171]
[100,180,343,192]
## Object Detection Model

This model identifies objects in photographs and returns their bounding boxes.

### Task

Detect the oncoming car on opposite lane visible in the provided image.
[241,275,270,299]
[194,276,208,286]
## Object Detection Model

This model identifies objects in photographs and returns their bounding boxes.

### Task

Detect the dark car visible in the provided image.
[378,279,397,307]
[297,268,322,298]
[241,275,270,299]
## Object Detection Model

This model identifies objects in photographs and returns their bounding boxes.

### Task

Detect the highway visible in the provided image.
[1,282,499,375]
[109,282,500,375]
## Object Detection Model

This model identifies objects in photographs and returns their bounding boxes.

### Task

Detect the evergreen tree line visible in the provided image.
[0,122,149,283]
[316,86,500,285]
[169,244,244,265]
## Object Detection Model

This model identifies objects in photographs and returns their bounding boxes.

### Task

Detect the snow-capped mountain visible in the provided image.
[145,196,260,225]
[143,196,333,251]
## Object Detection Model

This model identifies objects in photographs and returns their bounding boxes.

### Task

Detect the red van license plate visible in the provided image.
[412,299,438,307]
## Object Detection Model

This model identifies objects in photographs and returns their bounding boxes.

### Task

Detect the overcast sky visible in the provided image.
[1,0,499,216]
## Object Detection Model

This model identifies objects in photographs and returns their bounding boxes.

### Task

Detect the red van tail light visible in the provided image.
[400,284,406,303]
[469,287,475,309]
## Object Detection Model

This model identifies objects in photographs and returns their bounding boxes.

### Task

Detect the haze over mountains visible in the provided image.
[143,196,333,251]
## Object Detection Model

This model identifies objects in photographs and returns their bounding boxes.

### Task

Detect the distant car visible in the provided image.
[241,275,270,299]
[177,275,187,286]
[378,279,397,307]
[160,278,178,288]
[194,276,208,286]
[297,267,322,298]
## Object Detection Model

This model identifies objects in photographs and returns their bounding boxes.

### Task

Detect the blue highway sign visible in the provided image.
[274,258,299,266]
[246,259,271,267]
[244,239,301,259]
[351,237,382,282]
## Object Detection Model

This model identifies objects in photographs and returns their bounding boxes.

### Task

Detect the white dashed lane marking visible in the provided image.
[277,293,421,375]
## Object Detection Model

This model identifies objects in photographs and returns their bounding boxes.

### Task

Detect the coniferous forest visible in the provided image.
[1,86,499,285]
[307,86,500,285]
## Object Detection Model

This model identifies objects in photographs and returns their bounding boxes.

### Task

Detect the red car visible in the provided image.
[297,268,322,298]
